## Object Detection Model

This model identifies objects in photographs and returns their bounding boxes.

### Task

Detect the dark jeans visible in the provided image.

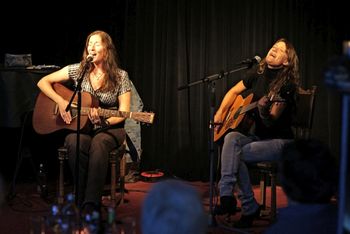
[64,128,126,208]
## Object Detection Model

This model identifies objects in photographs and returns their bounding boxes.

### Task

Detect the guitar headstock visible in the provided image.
[131,111,155,124]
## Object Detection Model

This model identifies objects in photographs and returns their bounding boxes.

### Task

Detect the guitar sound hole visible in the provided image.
[70,109,78,119]
[234,106,242,119]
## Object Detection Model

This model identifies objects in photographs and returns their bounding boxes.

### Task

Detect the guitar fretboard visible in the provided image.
[79,107,129,118]
[240,102,258,114]
[69,105,154,124]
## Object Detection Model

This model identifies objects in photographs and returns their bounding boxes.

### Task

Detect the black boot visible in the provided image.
[233,205,262,228]
[214,196,237,216]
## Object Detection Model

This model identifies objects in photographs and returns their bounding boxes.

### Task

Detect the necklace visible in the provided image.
[92,71,104,81]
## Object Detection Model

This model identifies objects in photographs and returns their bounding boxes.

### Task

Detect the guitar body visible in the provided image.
[214,93,254,142]
[33,83,98,135]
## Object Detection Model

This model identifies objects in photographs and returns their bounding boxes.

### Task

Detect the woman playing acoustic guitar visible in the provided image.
[37,30,131,214]
[213,38,300,228]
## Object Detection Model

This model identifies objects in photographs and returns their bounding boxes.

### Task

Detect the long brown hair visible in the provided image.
[80,30,122,91]
[258,38,300,94]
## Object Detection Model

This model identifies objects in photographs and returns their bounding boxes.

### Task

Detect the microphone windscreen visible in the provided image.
[86,54,94,62]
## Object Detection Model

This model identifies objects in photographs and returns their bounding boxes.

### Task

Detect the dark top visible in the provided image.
[242,66,296,139]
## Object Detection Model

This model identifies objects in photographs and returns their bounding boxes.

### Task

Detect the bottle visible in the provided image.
[37,163,48,198]
[104,207,118,234]
[82,211,100,234]
[61,193,79,233]
[48,203,63,233]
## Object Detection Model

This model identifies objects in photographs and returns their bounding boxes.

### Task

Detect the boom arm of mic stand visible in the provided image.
[177,64,250,91]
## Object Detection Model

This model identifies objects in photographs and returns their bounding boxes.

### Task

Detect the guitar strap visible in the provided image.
[126,133,138,162]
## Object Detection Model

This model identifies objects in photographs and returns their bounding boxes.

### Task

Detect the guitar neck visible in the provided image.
[241,101,258,114]
[240,96,285,115]
[80,107,130,118]
[78,106,155,124]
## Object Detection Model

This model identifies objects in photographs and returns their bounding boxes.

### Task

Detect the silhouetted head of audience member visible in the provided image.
[279,138,338,204]
[141,179,207,234]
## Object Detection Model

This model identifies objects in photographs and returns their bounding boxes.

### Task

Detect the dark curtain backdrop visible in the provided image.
[0,0,347,180]
[119,0,346,180]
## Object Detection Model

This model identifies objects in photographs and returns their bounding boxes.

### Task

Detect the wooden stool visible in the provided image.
[57,144,126,208]
[109,144,126,207]
[255,162,278,222]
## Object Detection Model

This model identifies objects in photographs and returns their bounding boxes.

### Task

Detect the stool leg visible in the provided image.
[271,173,277,222]
[119,155,126,204]
[260,173,267,208]
[110,157,117,208]
[109,144,126,207]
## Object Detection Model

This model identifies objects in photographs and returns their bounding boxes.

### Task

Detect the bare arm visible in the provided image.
[37,66,72,123]
[110,91,131,125]
[89,90,131,126]
[214,80,247,124]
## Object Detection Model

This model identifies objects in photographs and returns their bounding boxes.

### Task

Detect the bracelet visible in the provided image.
[104,119,111,126]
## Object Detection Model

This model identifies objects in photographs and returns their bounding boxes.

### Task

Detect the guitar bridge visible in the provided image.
[70,109,78,120]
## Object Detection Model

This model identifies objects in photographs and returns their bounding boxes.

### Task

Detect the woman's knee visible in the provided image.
[65,134,92,154]
[64,134,76,147]
[224,131,243,144]
[92,129,125,147]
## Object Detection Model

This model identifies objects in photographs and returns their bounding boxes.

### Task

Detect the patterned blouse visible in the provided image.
[67,63,131,109]
[67,63,131,131]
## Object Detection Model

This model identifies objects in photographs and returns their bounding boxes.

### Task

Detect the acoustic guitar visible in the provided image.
[214,93,284,142]
[32,83,155,135]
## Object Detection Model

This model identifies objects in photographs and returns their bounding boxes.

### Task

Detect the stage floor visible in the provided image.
[0,178,287,234]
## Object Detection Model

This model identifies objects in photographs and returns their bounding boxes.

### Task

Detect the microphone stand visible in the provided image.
[65,61,91,206]
[178,64,251,230]
[324,45,350,234]
[177,66,249,90]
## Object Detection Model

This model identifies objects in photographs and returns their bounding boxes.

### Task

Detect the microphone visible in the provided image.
[236,55,261,66]
[86,54,94,63]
